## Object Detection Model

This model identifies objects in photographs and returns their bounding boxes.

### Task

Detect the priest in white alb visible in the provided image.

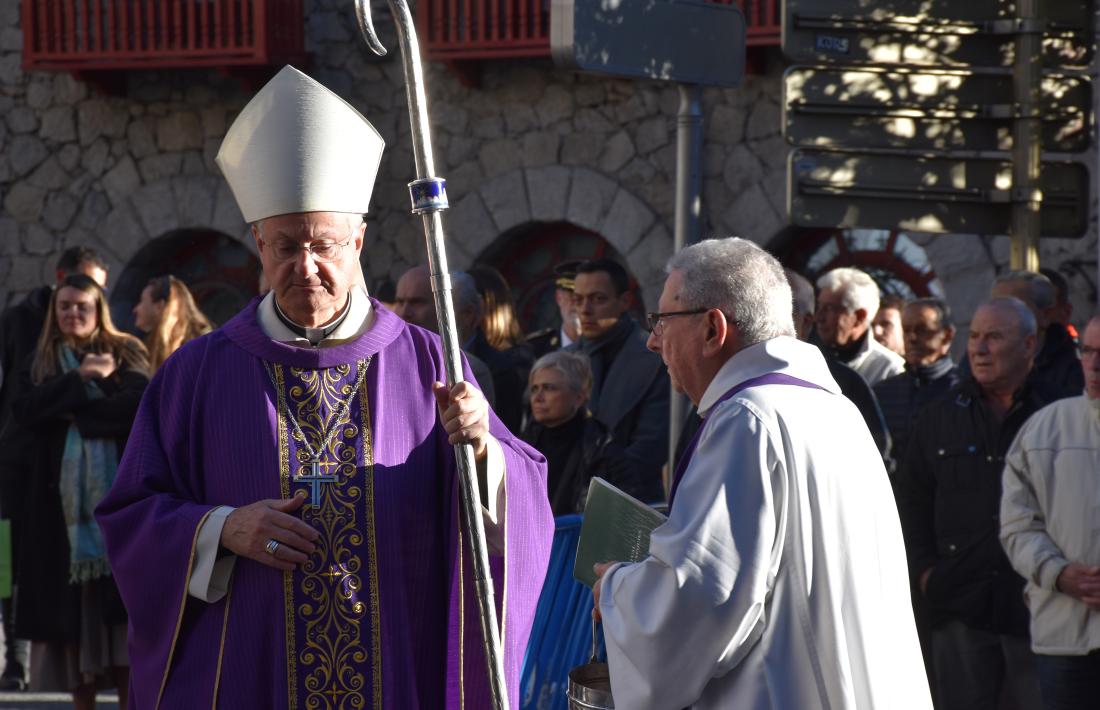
[593,238,932,709]
[96,66,554,709]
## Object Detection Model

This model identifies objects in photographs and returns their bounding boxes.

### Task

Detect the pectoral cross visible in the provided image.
[297,459,338,507]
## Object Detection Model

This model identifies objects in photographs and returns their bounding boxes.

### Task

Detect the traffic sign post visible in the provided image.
[782,0,1096,270]
[551,0,746,481]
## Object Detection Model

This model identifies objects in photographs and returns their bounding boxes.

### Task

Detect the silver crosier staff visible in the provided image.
[353,2,510,707]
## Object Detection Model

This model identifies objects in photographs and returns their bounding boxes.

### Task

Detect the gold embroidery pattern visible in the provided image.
[279,363,379,709]
[358,376,383,709]
[274,365,298,708]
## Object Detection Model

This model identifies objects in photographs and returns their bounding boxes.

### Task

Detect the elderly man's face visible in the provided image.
[573,271,629,340]
[646,269,708,402]
[815,287,866,348]
[393,266,437,332]
[873,306,905,356]
[1081,319,1100,399]
[903,303,954,368]
[555,287,580,339]
[968,303,1036,393]
[253,211,364,327]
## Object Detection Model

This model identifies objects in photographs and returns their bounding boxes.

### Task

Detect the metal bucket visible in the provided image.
[567,617,614,709]
[567,661,614,709]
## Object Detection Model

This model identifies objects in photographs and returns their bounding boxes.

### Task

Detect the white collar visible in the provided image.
[258,285,374,347]
[560,327,575,349]
[697,336,840,418]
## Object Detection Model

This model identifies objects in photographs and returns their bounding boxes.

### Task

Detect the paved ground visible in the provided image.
[0,692,119,709]
[0,622,119,708]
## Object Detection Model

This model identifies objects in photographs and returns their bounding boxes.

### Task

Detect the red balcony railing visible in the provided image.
[22,0,305,71]
[417,0,780,61]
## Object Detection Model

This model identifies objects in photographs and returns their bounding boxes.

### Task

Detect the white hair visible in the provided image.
[667,237,795,346]
[982,296,1037,338]
[816,267,881,321]
[530,350,593,398]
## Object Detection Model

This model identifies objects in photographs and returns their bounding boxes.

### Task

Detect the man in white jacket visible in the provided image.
[815,267,905,385]
[1001,313,1100,710]
[592,238,932,709]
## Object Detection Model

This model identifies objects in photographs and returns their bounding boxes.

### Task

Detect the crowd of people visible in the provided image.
[0,242,1096,709]
[0,61,1095,710]
[0,239,1097,708]
[0,249,213,706]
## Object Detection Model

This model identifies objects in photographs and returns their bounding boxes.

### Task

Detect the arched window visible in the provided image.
[777,227,944,299]
[111,229,260,332]
[476,221,642,332]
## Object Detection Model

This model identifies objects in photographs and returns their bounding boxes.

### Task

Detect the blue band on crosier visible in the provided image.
[408,178,449,214]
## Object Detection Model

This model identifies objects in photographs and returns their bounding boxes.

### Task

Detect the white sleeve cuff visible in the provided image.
[479,435,506,555]
[188,506,238,602]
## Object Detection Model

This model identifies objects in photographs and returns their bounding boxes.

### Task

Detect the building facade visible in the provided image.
[1,0,1096,337]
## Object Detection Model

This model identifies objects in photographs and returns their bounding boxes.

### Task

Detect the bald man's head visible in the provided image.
[393,265,436,331]
[968,296,1037,395]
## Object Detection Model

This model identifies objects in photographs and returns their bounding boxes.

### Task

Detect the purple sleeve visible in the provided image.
[96,349,219,709]
[449,347,555,708]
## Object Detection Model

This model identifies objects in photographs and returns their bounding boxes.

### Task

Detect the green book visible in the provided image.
[573,477,668,588]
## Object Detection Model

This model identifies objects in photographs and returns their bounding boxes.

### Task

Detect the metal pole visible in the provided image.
[354,2,509,708]
[1009,0,1042,271]
[668,83,704,476]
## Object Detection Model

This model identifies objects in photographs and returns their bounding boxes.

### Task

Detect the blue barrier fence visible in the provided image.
[520,514,605,709]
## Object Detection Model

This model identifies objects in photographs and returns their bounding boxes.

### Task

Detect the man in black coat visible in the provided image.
[570,259,669,504]
[0,247,108,690]
[874,297,962,477]
[896,296,1047,710]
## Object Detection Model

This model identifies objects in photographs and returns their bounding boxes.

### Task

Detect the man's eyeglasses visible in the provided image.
[263,237,353,263]
[646,308,710,336]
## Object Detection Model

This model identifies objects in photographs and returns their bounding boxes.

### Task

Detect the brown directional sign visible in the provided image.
[788,149,1090,238]
[783,0,1094,70]
[784,66,1092,153]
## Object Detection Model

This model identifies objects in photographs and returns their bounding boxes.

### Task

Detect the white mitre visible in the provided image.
[216,65,385,223]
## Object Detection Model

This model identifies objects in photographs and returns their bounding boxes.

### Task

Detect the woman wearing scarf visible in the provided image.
[9,273,149,709]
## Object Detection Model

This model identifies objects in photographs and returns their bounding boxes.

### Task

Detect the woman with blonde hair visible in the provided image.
[132,275,213,371]
[8,273,149,709]
[469,265,528,350]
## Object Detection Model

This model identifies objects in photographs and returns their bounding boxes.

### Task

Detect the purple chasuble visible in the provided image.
[96,299,554,709]
[668,373,824,509]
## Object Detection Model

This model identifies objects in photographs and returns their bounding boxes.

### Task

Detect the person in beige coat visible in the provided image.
[1001,313,1100,710]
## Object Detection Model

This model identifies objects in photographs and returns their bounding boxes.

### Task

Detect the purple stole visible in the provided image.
[668,373,825,509]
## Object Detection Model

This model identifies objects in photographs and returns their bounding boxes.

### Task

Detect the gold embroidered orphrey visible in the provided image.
[273,362,383,710]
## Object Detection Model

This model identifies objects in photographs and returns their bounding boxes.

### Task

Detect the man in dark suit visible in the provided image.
[570,258,669,503]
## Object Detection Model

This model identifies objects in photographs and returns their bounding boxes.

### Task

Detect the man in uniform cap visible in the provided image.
[527,261,582,358]
[96,66,553,708]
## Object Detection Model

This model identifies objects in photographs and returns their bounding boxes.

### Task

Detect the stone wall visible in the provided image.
[1,0,1096,329]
